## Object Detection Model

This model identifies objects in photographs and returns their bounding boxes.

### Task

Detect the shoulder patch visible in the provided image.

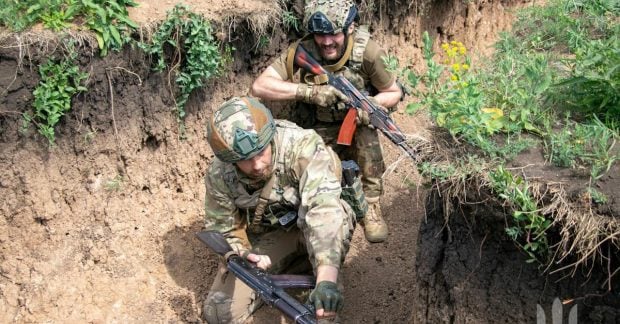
[350,25,371,72]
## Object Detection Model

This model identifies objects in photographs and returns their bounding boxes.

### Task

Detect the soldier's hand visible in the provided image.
[308,281,343,318]
[297,84,349,107]
[356,96,383,128]
[245,253,272,270]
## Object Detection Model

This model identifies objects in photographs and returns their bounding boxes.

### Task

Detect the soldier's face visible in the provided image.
[236,144,273,180]
[314,32,346,61]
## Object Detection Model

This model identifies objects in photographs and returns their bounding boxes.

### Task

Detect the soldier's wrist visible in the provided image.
[295,83,313,103]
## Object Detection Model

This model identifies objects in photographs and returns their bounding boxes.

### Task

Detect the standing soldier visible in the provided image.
[202,96,356,322]
[251,0,402,243]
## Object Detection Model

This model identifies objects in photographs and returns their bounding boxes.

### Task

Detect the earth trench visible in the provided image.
[0,0,618,323]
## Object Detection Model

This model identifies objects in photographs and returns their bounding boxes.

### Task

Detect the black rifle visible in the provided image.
[196,231,317,324]
[293,44,418,162]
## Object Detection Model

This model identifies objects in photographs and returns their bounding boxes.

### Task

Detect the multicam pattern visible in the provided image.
[303,0,356,34]
[207,97,275,162]
[204,120,354,268]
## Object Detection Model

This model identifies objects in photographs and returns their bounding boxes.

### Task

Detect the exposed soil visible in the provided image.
[1,0,618,323]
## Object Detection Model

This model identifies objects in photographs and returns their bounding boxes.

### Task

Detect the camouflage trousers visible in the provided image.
[314,121,385,199]
[203,214,354,323]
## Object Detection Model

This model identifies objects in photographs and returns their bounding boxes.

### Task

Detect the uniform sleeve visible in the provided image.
[362,39,396,90]
[270,50,290,80]
[204,163,250,253]
[290,133,347,268]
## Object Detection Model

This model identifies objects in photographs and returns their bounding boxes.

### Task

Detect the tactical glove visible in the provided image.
[308,281,344,313]
[356,96,383,127]
[296,84,349,107]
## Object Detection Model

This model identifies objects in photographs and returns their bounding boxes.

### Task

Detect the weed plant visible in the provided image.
[391,0,618,175]
[23,41,88,145]
[587,187,608,205]
[140,5,231,121]
[0,0,138,56]
[489,166,551,263]
[281,10,300,32]
[388,32,517,153]
[105,175,123,191]
[545,116,618,179]
[511,0,620,124]
[392,0,619,265]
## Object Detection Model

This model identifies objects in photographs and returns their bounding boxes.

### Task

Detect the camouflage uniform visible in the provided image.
[203,118,355,323]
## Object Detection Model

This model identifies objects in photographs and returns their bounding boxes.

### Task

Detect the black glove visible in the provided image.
[308,281,344,313]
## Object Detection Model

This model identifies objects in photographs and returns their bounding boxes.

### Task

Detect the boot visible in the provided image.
[362,197,387,243]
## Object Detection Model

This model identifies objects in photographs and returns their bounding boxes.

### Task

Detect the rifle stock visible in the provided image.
[293,45,418,162]
[197,231,317,324]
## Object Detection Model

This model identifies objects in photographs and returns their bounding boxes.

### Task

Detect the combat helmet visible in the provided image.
[304,0,358,35]
[207,97,276,163]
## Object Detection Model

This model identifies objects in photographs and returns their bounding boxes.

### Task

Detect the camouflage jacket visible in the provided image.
[204,120,349,268]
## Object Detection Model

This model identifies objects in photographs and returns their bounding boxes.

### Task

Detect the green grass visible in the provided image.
[0,0,138,56]
[393,0,619,264]
[545,116,618,179]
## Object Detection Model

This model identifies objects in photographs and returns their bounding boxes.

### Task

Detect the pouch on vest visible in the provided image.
[340,160,368,220]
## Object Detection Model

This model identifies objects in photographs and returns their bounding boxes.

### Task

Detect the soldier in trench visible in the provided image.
[202,96,359,322]
[251,0,403,243]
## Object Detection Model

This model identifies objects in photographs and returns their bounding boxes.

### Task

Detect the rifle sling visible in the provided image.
[249,174,277,231]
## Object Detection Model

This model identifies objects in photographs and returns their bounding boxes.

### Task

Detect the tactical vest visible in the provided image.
[221,120,366,233]
[285,26,372,124]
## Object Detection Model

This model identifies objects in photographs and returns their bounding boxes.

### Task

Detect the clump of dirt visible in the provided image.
[1,0,617,323]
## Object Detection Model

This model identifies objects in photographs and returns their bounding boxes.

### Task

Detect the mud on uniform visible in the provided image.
[269,28,395,199]
[203,120,356,323]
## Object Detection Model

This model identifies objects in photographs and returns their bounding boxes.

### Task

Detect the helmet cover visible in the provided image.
[304,0,358,34]
[207,97,276,162]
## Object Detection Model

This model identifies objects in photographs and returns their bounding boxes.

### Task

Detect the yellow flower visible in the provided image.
[462,64,470,71]
[450,74,458,81]
[452,63,460,71]
[441,43,449,51]
[459,46,466,55]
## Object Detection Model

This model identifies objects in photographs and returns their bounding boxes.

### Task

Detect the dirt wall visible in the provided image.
[415,189,619,323]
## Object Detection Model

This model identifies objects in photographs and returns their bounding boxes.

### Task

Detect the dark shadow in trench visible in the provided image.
[163,219,219,322]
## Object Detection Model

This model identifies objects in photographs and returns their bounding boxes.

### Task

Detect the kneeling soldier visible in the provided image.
[202,96,356,323]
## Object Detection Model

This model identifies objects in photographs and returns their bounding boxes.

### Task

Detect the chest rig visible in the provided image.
[286,26,372,123]
[222,121,368,233]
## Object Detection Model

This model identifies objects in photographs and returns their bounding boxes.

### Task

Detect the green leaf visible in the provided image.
[109,25,122,45]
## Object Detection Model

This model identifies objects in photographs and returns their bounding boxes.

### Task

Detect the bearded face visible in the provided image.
[235,144,273,181]
[313,32,347,62]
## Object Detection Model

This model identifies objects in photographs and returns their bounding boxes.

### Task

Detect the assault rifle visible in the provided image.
[196,231,317,324]
[293,45,418,162]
